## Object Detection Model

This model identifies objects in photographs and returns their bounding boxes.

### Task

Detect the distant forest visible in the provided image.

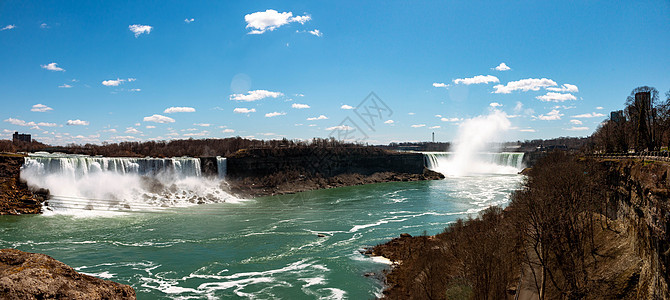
[0,137,372,157]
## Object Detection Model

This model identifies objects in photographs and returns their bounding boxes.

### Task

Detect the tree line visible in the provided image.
[591,86,670,153]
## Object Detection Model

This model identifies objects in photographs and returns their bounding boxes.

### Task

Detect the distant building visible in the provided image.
[12,131,31,143]
[610,110,624,123]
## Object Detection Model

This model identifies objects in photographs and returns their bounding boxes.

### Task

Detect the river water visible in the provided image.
[0,152,524,299]
[0,176,521,299]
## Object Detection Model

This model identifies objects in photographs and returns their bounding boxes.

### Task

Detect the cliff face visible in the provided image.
[226,148,425,178]
[224,148,440,197]
[604,159,670,298]
[0,155,46,215]
[0,248,135,299]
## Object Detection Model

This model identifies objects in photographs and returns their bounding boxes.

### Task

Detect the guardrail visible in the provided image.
[587,152,670,162]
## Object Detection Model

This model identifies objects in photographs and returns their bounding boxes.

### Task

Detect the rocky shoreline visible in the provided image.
[0,248,135,299]
[0,154,46,215]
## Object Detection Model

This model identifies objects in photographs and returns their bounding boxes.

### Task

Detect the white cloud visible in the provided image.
[596,106,604,110]
[493,78,557,94]
[408,112,415,115]
[514,101,524,113]
[494,63,511,71]
[429,126,440,129]
[453,75,499,85]
[59,84,72,88]
[223,129,235,133]
[37,122,57,127]
[193,123,211,127]
[41,62,65,72]
[230,89,283,101]
[440,117,460,122]
[432,82,449,88]
[265,112,286,118]
[102,78,134,86]
[384,120,394,124]
[536,92,577,102]
[1,24,16,31]
[146,125,156,129]
[572,112,605,118]
[125,127,141,134]
[143,114,175,123]
[567,126,589,131]
[31,104,53,112]
[292,103,310,109]
[489,102,502,107]
[308,29,322,37]
[326,125,353,131]
[546,83,579,93]
[129,24,152,37]
[164,107,196,113]
[340,104,354,110]
[244,9,311,34]
[411,124,426,128]
[519,129,536,132]
[233,108,256,114]
[307,115,328,121]
[66,119,90,126]
[570,119,583,125]
[40,23,48,29]
[130,88,141,92]
[184,18,195,23]
[4,118,36,127]
[537,109,563,121]
[435,115,442,118]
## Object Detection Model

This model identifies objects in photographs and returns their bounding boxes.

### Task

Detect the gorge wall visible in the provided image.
[603,158,670,298]
[224,148,442,197]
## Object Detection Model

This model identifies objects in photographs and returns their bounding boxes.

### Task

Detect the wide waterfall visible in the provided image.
[423,152,525,176]
[21,153,238,215]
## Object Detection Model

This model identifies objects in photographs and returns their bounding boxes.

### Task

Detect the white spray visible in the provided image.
[429,110,521,176]
[20,153,241,215]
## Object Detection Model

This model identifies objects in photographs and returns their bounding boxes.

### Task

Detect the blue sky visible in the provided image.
[1,1,669,145]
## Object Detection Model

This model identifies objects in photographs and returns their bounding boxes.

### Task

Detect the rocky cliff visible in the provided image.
[602,158,670,298]
[225,148,442,197]
[0,154,46,215]
[0,248,135,299]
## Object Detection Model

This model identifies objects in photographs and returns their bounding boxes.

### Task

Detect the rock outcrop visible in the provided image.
[0,154,46,215]
[225,147,443,197]
[0,248,136,299]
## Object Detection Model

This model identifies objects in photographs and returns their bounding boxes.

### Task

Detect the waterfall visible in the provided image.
[21,153,238,215]
[216,156,227,179]
[423,152,525,176]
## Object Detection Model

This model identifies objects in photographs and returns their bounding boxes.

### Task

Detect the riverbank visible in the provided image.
[373,153,670,299]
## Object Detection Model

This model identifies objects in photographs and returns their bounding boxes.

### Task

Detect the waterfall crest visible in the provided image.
[21,153,238,215]
[424,152,525,176]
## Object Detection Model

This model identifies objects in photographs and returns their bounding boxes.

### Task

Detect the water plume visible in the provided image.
[427,110,522,176]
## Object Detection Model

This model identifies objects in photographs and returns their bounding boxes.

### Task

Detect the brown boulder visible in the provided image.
[0,249,136,299]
